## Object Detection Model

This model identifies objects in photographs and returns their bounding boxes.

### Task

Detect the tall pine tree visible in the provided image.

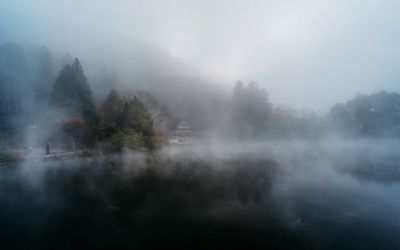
[51,58,97,124]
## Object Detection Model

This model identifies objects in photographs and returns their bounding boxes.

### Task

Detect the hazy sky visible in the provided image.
[1,0,400,111]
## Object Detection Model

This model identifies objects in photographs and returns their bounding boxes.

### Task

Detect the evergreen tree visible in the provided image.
[232,81,272,138]
[98,89,122,137]
[0,43,27,117]
[121,96,155,140]
[50,58,97,124]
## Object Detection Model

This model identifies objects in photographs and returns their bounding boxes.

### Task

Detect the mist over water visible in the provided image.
[1,1,400,249]
[1,139,400,249]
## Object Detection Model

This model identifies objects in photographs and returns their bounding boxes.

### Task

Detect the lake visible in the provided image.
[0,139,399,249]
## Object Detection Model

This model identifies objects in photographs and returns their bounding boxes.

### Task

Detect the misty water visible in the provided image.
[1,139,399,249]
[3,1,400,249]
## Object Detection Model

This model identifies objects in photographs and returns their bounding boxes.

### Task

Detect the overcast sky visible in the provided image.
[1,0,400,112]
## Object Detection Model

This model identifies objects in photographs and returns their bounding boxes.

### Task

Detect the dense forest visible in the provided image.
[0,43,167,152]
[1,42,400,156]
[329,91,400,136]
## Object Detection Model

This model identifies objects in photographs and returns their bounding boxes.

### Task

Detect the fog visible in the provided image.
[2,0,400,111]
[1,139,400,249]
[1,1,400,249]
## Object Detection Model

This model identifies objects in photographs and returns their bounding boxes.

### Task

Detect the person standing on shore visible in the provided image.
[46,142,50,155]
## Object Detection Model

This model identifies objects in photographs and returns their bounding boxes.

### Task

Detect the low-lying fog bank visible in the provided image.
[1,138,400,249]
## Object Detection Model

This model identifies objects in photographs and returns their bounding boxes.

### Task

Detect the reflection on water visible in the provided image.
[0,139,399,249]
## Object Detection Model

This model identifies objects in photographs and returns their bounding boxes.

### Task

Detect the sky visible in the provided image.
[1,0,400,112]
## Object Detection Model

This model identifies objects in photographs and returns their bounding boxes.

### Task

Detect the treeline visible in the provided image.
[227,82,400,139]
[0,43,56,134]
[329,91,400,137]
[1,41,400,148]
[0,42,161,151]
[50,59,161,151]
[229,81,322,139]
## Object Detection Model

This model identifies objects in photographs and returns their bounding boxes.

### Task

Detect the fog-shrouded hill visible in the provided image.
[64,38,229,130]
[0,39,229,133]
